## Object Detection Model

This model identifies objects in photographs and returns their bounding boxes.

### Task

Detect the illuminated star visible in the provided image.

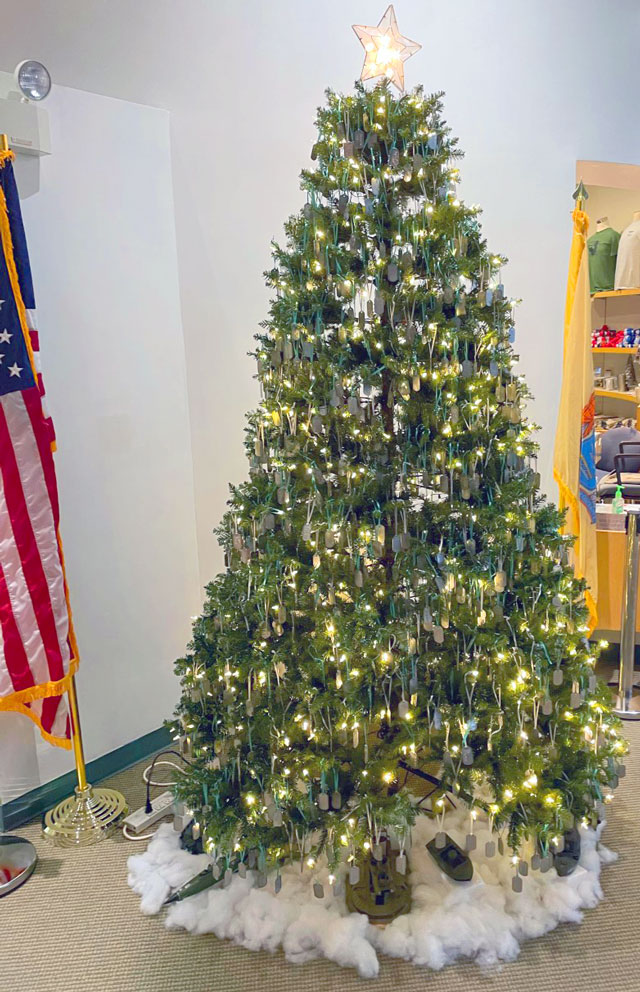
[352,5,421,92]
[8,362,22,377]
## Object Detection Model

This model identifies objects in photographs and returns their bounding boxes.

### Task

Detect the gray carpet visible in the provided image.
[1,724,637,992]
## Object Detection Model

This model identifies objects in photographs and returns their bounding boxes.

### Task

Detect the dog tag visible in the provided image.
[349,864,360,884]
[238,862,247,878]
[589,674,597,692]
[433,625,444,644]
[395,853,407,875]
[531,854,541,871]
[542,697,553,716]
[318,792,329,811]
[435,832,447,849]
[553,668,563,686]
[275,874,282,894]
[398,699,409,719]
[540,855,552,873]
[313,882,324,899]
[224,868,233,886]
[512,875,523,893]
[518,860,529,876]
[387,262,399,282]
[324,530,335,549]
[465,834,477,852]
[331,791,342,809]
[489,360,498,376]
[485,841,496,858]
[272,809,283,827]
[498,838,505,856]
[462,746,474,765]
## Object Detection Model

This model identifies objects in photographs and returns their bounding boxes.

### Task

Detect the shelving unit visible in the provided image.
[592,347,636,355]
[578,159,640,639]
[592,292,640,427]
[592,288,640,300]
[594,388,638,403]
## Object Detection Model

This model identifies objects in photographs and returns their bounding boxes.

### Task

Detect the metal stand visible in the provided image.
[0,836,37,896]
[42,677,127,845]
[613,510,640,719]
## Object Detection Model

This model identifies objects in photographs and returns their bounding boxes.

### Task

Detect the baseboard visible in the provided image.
[0,725,171,831]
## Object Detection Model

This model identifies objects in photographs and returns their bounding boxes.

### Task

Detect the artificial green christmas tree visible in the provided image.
[170,72,624,908]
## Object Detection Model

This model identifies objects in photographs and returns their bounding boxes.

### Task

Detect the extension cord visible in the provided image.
[123,791,175,835]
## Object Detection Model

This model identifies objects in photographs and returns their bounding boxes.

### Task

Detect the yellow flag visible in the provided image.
[553,207,597,632]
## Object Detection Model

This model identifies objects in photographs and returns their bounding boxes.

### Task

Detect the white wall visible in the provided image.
[0,83,200,800]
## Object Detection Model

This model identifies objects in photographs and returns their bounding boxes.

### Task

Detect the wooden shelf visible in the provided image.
[592,347,636,354]
[595,388,638,403]
[592,289,640,300]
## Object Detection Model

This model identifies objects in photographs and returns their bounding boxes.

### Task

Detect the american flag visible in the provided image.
[0,151,77,748]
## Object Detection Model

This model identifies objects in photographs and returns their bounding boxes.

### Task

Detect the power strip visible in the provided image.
[123,791,175,834]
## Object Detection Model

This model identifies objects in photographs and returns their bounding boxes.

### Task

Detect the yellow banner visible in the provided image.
[553,207,598,632]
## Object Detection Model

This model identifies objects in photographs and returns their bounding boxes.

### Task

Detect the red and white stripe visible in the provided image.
[0,310,72,743]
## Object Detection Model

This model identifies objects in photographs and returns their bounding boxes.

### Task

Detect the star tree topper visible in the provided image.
[352,5,421,92]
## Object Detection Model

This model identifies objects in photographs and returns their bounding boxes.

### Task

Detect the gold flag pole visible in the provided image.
[0,132,127,844]
[43,677,127,846]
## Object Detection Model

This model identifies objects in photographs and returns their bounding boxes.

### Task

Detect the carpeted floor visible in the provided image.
[1,723,637,992]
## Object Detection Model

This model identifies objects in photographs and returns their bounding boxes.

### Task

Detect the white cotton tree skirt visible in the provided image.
[127,808,617,978]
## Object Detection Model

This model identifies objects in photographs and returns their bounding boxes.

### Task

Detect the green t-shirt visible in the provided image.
[587,227,620,293]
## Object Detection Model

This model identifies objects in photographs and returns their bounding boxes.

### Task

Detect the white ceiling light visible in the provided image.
[14,60,51,102]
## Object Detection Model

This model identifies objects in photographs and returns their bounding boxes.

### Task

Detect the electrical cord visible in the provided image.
[123,824,158,842]
[144,749,195,814]
[143,760,186,788]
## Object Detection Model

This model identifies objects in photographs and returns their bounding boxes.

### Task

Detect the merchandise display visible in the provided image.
[592,324,640,348]
[615,213,640,290]
[158,24,624,948]
[587,222,619,294]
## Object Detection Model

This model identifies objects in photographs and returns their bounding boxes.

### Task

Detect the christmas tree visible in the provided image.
[170,59,624,906]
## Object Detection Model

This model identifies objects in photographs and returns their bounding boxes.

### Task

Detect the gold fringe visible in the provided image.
[0,656,79,712]
[0,150,15,167]
[3,697,73,749]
